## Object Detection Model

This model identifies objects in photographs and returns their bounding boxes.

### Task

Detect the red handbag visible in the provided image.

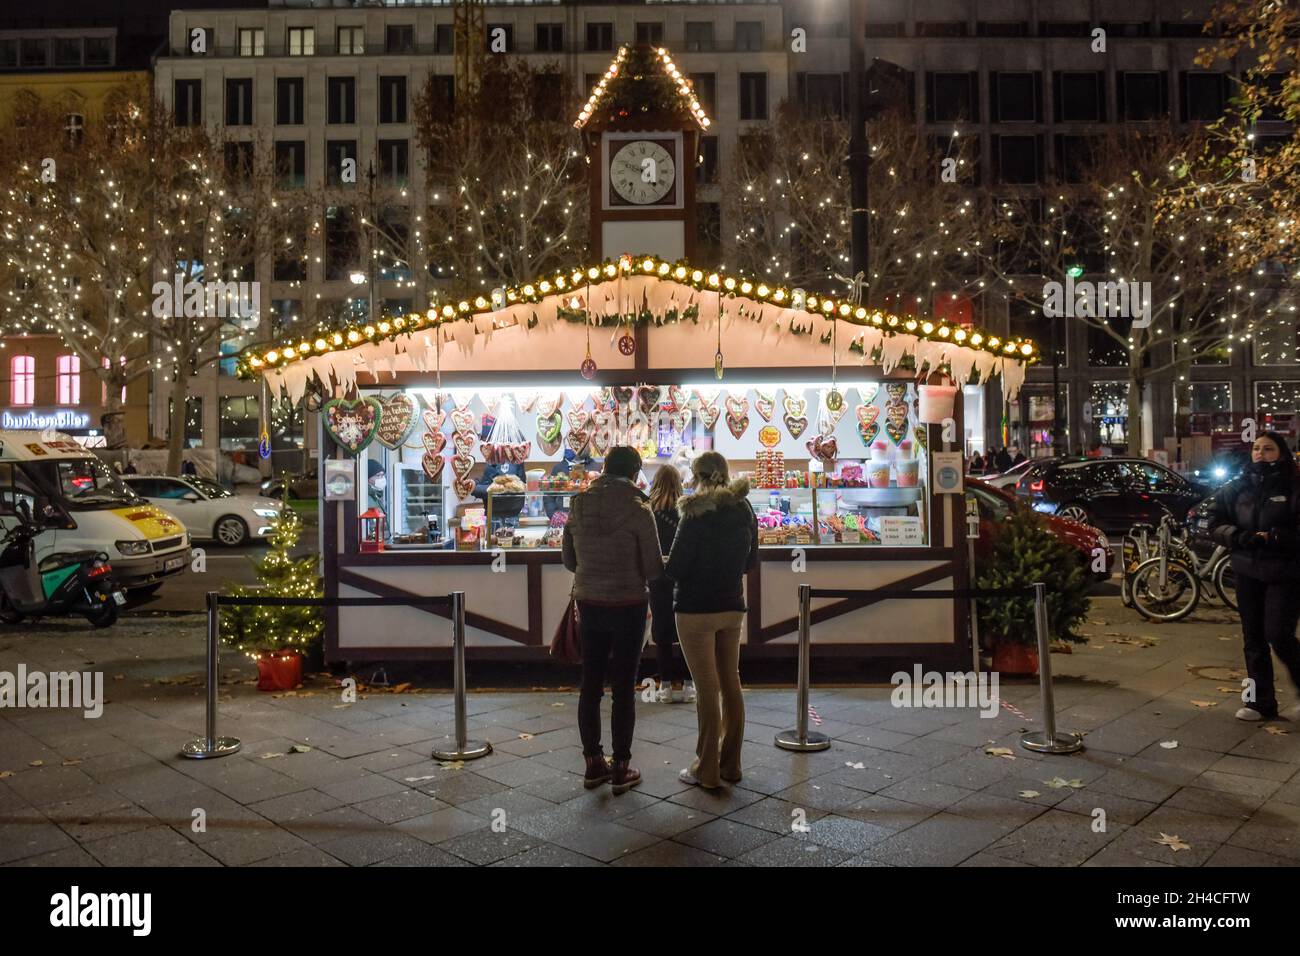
[549,595,581,663]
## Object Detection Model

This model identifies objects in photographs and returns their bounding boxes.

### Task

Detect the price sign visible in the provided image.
[880,516,924,547]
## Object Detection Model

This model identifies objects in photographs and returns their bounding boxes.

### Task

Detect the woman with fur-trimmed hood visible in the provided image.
[665,451,759,788]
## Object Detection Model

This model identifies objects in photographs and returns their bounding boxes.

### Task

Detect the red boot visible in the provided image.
[610,760,641,795]
[583,754,611,789]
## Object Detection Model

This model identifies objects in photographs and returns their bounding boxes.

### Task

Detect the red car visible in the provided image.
[966,478,1113,581]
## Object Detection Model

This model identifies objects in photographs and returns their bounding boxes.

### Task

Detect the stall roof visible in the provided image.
[240,254,1037,402]
[574,44,711,131]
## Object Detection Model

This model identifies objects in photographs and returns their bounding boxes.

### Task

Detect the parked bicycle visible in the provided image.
[1121,510,1237,622]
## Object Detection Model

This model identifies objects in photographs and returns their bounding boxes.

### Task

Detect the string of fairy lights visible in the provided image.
[575,45,712,131]
[240,253,1038,377]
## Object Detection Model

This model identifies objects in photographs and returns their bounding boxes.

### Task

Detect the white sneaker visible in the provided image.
[678,768,700,785]
[655,684,672,704]
[1235,707,1266,722]
[683,681,697,703]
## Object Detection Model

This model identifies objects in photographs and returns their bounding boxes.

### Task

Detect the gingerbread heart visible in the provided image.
[885,383,907,403]
[422,431,447,457]
[591,409,614,448]
[322,397,382,455]
[858,422,880,446]
[754,391,776,422]
[612,386,635,407]
[638,386,662,419]
[670,409,691,433]
[453,476,476,500]
[858,385,881,406]
[566,429,591,456]
[885,405,909,445]
[913,424,927,453]
[725,394,748,417]
[725,409,750,440]
[453,430,476,456]
[375,393,417,449]
[807,435,838,462]
[450,408,475,433]
[517,391,538,413]
[451,454,475,480]
[698,403,721,431]
[589,426,612,458]
[422,408,446,434]
[693,387,720,410]
[537,393,564,418]
[856,405,880,430]
[421,452,445,481]
[668,385,689,412]
[782,394,807,419]
[567,408,592,433]
[822,393,847,430]
[536,411,562,454]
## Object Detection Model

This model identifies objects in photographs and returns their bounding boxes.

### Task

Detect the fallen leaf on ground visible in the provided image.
[1227,670,1244,679]
[1190,700,1218,709]
[113,675,125,681]
[1216,687,1238,694]
[1043,776,1084,789]
[1050,641,1073,654]
[518,733,534,740]
[439,760,465,770]
[61,758,82,766]
[289,744,312,753]
[551,702,566,708]
[1264,725,1290,736]
[404,774,438,783]
[259,752,285,760]
[984,747,1016,759]
[1018,790,1041,799]
[845,761,866,770]
[1217,637,1233,641]
[393,682,412,694]
[0,771,12,779]
[332,704,351,709]
[1152,832,1191,851]
[1159,741,1179,749]
[28,760,43,767]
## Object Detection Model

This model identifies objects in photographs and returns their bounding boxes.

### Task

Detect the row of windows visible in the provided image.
[190,20,769,57]
[0,35,114,70]
[870,21,1241,39]
[5,355,128,406]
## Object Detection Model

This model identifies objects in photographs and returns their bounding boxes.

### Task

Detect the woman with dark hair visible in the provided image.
[1210,431,1300,721]
[647,466,692,702]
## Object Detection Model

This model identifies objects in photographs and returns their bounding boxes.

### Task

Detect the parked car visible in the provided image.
[979,458,1037,490]
[261,466,318,500]
[124,476,282,547]
[967,478,1112,580]
[1013,457,1209,533]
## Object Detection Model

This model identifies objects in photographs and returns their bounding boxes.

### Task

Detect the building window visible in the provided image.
[85,37,112,66]
[276,78,304,125]
[328,76,356,124]
[926,72,978,123]
[1088,324,1129,367]
[325,206,360,281]
[1055,135,1100,184]
[287,27,314,56]
[1256,382,1300,423]
[275,141,306,189]
[1183,72,1228,122]
[1118,72,1168,120]
[270,300,301,338]
[696,202,721,268]
[379,76,408,124]
[10,355,34,406]
[685,22,714,52]
[688,73,716,118]
[1177,382,1232,426]
[994,135,1041,184]
[739,73,768,120]
[635,22,664,45]
[1090,382,1130,448]
[486,24,514,52]
[1103,21,1152,38]
[337,26,364,55]
[586,22,613,52]
[54,37,82,67]
[0,39,19,67]
[535,23,563,52]
[697,136,718,184]
[219,397,260,451]
[735,21,763,51]
[977,22,1028,37]
[327,140,357,187]
[168,397,204,449]
[531,74,565,121]
[386,25,415,54]
[992,72,1041,123]
[274,231,307,282]
[1252,303,1300,365]
[21,38,49,67]
[917,22,968,37]
[1055,72,1104,122]
[225,78,253,126]
[435,25,454,55]
[101,357,126,406]
[238,28,264,57]
[65,113,84,148]
[378,140,408,185]
[224,141,254,183]
[798,73,844,119]
[174,79,202,126]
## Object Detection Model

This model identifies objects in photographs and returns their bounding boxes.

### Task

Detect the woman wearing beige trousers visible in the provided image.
[664,452,759,788]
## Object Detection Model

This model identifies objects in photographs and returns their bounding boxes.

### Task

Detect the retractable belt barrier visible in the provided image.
[774,582,1084,756]
[180,590,493,762]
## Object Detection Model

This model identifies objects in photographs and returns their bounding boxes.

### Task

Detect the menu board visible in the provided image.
[879,516,924,547]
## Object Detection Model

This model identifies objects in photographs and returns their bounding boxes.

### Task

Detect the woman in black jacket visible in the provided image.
[665,452,759,788]
[647,466,690,702]
[1209,431,1300,721]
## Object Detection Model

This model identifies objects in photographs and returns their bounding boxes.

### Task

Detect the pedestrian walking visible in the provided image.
[665,451,759,788]
[993,446,1013,473]
[562,446,664,793]
[646,466,693,703]
[969,452,985,475]
[1209,431,1300,721]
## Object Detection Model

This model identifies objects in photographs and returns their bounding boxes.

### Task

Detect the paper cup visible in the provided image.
[868,463,892,488]
[896,459,920,487]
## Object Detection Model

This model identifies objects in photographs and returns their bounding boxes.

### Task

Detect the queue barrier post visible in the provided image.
[432,590,493,761]
[1019,582,1084,755]
[180,591,242,759]
[775,583,831,752]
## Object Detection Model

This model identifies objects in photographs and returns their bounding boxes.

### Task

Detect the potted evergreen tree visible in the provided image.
[222,508,323,691]
[975,505,1090,675]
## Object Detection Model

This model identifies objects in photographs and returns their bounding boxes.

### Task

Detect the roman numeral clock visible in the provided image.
[577,45,710,262]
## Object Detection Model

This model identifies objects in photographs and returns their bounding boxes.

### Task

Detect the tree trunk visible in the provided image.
[1127,363,1146,455]
[166,380,188,475]
[102,380,127,450]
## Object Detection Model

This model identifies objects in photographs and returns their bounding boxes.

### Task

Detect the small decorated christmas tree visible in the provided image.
[975,505,1090,646]
[222,508,323,656]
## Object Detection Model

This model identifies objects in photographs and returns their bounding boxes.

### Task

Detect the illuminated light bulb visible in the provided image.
[773,289,786,302]
[265,350,278,363]
[298,342,310,353]
[921,321,934,334]
[283,346,295,358]
[740,281,753,294]
[708,274,720,286]
[347,331,360,343]
[474,296,487,309]
[1004,342,1016,352]
[988,337,1000,348]
[724,277,736,290]
[588,267,600,279]
[364,325,376,336]
[573,270,585,283]
[458,302,471,312]
[954,329,967,341]
[692,270,704,282]
[938,326,950,337]
[905,319,917,331]
[886,316,898,327]
[839,304,852,316]
[643,258,655,272]
[426,308,438,320]
[658,262,670,275]
[1020,343,1033,356]
[539,280,551,292]
[315,338,327,350]
[523,285,535,297]
[604,264,617,277]
[249,356,262,367]
[674,266,687,279]
[442,305,455,317]
[757,284,769,297]
[332,333,343,345]
[556,276,567,288]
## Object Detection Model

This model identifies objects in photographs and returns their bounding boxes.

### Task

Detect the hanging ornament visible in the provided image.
[618,332,635,356]
[826,389,843,413]
[258,427,271,460]
[825,313,843,412]
[714,300,725,380]
[581,283,597,380]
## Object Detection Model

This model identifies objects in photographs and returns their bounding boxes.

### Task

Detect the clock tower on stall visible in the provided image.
[575,45,711,261]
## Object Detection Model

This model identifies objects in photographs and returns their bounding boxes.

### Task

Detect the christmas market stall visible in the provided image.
[240,255,1036,666]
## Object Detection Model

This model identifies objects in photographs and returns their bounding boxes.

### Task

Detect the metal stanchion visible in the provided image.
[432,590,492,760]
[776,584,831,752]
[180,592,242,759]
[1020,582,1084,754]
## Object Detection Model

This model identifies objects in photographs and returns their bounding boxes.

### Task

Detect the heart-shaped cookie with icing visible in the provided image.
[422,453,445,481]
[670,409,691,433]
[668,385,689,411]
[567,408,592,433]
[536,393,564,418]
[450,408,475,433]
[453,430,476,456]
[807,435,838,462]
[375,393,417,449]
[566,429,591,456]
[782,394,809,439]
[698,403,721,431]
[451,454,475,480]
[422,431,447,457]
[422,408,446,434]
[453,476,475,500]
[754,391,776,422]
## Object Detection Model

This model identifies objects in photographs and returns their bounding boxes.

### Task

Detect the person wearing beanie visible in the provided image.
[366,458,388,514]
[561,445,663,794]
[1209,431,1300,721]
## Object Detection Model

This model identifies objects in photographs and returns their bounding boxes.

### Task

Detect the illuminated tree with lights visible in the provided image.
[221,506,322,655]
[414,59,588,294]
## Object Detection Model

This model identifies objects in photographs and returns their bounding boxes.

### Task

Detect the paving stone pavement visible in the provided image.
[1,596,1298,867]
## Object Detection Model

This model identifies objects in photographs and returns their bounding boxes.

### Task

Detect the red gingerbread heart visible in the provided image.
[453,476,476,500]
[422,431,447,457]
[754,391,776,423]
[422,408,446,434]
[698,403,721,431]
[450,408,475,433]
[451,454,475,480]
[807,435,838,462]
[422,452,445,481]
[453,430,476,456]
[566,429,591,456]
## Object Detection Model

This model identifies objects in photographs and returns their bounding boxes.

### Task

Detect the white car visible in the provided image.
[124,476,282,547]
[979,458,1036,490]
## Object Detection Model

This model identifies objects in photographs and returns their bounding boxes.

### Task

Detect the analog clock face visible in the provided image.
[610,140,676,205]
